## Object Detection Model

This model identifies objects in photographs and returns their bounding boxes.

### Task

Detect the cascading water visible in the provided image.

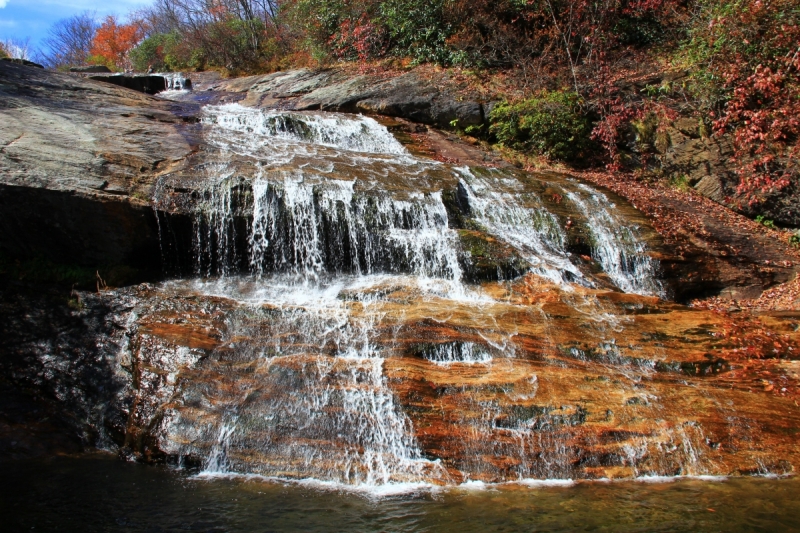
[136,102,737,488]
[565,184,663,296]
[247,176,462,283]
[455,167,584,287]
[159,72,192,91]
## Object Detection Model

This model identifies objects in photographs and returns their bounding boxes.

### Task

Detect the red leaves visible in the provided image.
[90,15,143,70]
[329,15,386,69]
[701,0,800,201]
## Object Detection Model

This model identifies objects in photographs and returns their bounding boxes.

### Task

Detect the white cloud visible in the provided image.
[0,0,8,9]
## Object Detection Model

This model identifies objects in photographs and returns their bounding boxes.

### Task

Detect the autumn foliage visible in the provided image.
[34,0,800,208]
[89,16,144,70]
[694,0,800,200]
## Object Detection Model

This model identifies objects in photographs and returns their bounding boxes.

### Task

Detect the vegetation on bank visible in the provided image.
[6,0,798,212]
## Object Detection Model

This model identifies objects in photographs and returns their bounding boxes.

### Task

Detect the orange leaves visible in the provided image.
[90,16,143,70]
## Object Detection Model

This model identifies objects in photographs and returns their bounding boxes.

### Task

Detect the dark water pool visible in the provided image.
[2,454,798,532]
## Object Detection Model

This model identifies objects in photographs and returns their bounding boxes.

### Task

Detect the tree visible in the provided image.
[90,16,144,71]
[1,37,34,60]
[41,12,99,70]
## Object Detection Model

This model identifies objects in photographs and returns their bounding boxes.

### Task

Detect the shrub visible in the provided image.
[489,90,594,162]
[130,32,173,71]
[755,215,777,229]
[378,0,452,64]
[789,231,800,248]
[682,0,800,201]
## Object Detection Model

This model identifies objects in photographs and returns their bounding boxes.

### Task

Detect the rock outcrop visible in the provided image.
[0,61,200,281]
[89,74,168,95]
[657,117,800,227]
[70,65,112,73]
[1,61,797,299]
[2,61,800,482]
[210,68,486,129]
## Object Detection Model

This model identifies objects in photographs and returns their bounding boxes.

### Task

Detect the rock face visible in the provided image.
[89,74,168,95]
[659,118,800,227]
[0,61,200,281]
[36,275,797,481]
[70,65,112,73]
[212,68,486,129]
[1,58,44,69]
[1,60,797,297]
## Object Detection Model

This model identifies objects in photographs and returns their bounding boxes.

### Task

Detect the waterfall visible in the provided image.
[203,103,409,155]
[157,277,450,485]
[160,72,191,91]
[455,167,585,286]
[248,176,462,282]
[142,103,686,488]
[565,185,663,296]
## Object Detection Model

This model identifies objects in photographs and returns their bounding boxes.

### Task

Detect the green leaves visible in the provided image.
[488,90,594,162]
[378,0,452,64]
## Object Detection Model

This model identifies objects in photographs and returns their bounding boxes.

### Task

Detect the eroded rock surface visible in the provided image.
[0,61,200,277]
[100,276,800,482]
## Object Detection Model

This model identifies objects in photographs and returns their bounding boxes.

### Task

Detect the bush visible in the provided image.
[489,90,594,162]
[378,0,452,64]
[681,0,800,199]
[789,231,800,248]
[130,32,174,71]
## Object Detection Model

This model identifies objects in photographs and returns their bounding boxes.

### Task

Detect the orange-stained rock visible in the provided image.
[118,274,800,482]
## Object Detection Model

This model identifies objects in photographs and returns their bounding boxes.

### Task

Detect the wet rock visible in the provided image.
[457,229,531,283]
[87,277,800,481]
[0,280,134,457]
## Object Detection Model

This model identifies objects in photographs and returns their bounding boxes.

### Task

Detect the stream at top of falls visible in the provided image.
[118,101,789,492]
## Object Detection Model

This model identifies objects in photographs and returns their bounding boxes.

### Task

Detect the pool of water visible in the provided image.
[2,454,798,532]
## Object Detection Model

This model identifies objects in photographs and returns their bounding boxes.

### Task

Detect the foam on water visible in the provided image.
[203,103,409,156]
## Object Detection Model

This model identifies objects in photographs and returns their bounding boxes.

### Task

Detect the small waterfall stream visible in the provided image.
[133,102,737,488]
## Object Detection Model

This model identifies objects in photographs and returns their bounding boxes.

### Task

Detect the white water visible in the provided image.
[203,103,409,155]
[566,185,663,296]
[423,342,493,366]
[155,72,191,91]
[248,175,462,284]
[456,167,584,287]
[148,103,673,487]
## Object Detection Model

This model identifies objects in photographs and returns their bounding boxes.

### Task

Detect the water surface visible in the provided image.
[3,454,798,532]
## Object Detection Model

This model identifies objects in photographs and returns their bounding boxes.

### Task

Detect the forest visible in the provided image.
[2,0,798,208]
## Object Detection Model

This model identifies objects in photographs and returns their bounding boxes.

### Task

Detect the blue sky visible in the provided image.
[0,0,153,52]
